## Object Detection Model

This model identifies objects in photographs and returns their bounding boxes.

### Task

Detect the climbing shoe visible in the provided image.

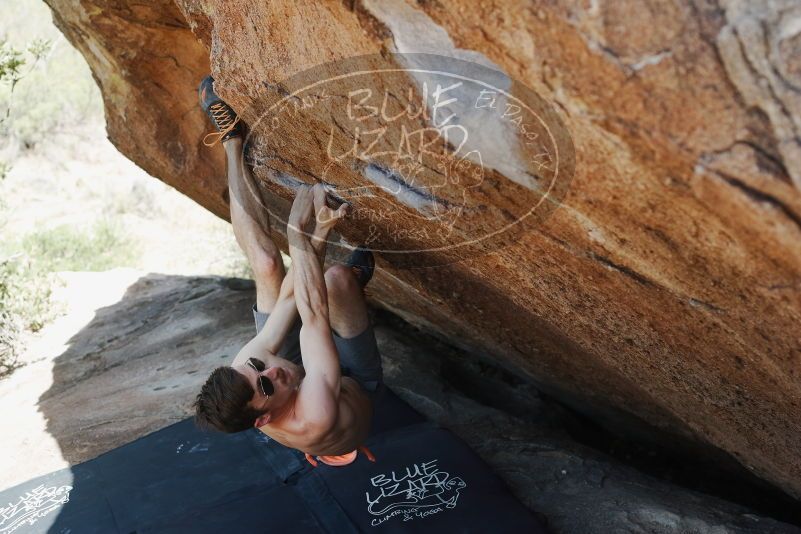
[345,246,375,289]
[198,75,242,146]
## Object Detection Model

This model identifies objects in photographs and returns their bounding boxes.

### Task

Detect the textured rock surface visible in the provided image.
[1,272,797,532]
[43,0,801,499]
[380,322,801,534]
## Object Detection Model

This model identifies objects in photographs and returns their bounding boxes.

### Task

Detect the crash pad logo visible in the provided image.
[0,484,73,533]
[365,459,466,526]
[244,52,575,267]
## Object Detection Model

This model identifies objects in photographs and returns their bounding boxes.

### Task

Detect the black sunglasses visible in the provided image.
[246,358,275,397]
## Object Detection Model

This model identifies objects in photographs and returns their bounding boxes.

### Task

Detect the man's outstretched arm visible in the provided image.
[288,186,344,430]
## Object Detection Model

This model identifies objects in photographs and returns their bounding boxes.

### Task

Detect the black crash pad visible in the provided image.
[0,390,545,533]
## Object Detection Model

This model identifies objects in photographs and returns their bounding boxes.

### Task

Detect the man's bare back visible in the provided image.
[259,374,372,456]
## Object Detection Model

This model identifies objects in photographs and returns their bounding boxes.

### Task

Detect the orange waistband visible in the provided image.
[305,445,376,467]
[318,450,358,466]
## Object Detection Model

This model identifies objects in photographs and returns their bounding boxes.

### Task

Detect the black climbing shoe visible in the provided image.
[345,246,375,289]
[198,75,242,146]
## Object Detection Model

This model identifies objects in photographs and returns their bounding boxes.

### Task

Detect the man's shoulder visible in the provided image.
[262,406,329,444]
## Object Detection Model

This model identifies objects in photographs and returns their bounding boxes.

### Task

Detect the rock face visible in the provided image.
[2,271,797,532]
[44,0,801,499]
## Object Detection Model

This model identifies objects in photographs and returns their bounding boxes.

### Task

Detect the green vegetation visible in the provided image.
[0,254,52,375]
[0,0,107,376]
[0,40,27,84]
[0,219,137,375]
[0,0,103,154]
[21,219,137,272]
[0,38,58,145]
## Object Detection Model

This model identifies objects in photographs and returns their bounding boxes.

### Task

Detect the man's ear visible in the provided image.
[254,413,272,427]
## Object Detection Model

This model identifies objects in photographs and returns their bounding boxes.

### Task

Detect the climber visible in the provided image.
[193,76,381,466]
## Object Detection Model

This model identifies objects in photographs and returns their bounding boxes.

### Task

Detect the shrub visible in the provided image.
[0,254,53,376]
[21,219,137,272]
[0,219,137,376]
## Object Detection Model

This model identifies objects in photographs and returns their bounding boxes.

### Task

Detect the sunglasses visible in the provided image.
[246,358,275,398]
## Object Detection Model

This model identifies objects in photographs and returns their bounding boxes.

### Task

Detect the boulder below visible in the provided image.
[42,0,801,499]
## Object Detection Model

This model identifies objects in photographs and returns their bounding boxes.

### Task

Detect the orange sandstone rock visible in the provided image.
[45,0,801,499]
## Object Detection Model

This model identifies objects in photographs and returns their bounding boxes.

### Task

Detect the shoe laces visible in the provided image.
[203,102,240,146]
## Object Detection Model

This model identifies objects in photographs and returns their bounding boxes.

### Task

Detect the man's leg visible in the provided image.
[325,264,383,392]
[199,75,298,353]
[224,137,284,314]
[324,264,369,338]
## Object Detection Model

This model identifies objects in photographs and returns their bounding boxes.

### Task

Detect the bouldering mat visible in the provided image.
[0,389,546,533]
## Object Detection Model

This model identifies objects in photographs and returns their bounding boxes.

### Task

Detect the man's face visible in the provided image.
[233,358,304,422]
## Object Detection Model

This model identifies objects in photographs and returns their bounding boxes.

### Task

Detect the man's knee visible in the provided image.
[251,247,282,284]
[325,264,359,298]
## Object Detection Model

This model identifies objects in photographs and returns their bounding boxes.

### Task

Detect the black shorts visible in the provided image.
[253,305,383,393]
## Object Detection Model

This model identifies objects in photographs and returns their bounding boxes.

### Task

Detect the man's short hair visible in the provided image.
[194,366,263,433]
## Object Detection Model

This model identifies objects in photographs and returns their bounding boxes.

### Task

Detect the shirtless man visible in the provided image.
[193,76,381,464]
